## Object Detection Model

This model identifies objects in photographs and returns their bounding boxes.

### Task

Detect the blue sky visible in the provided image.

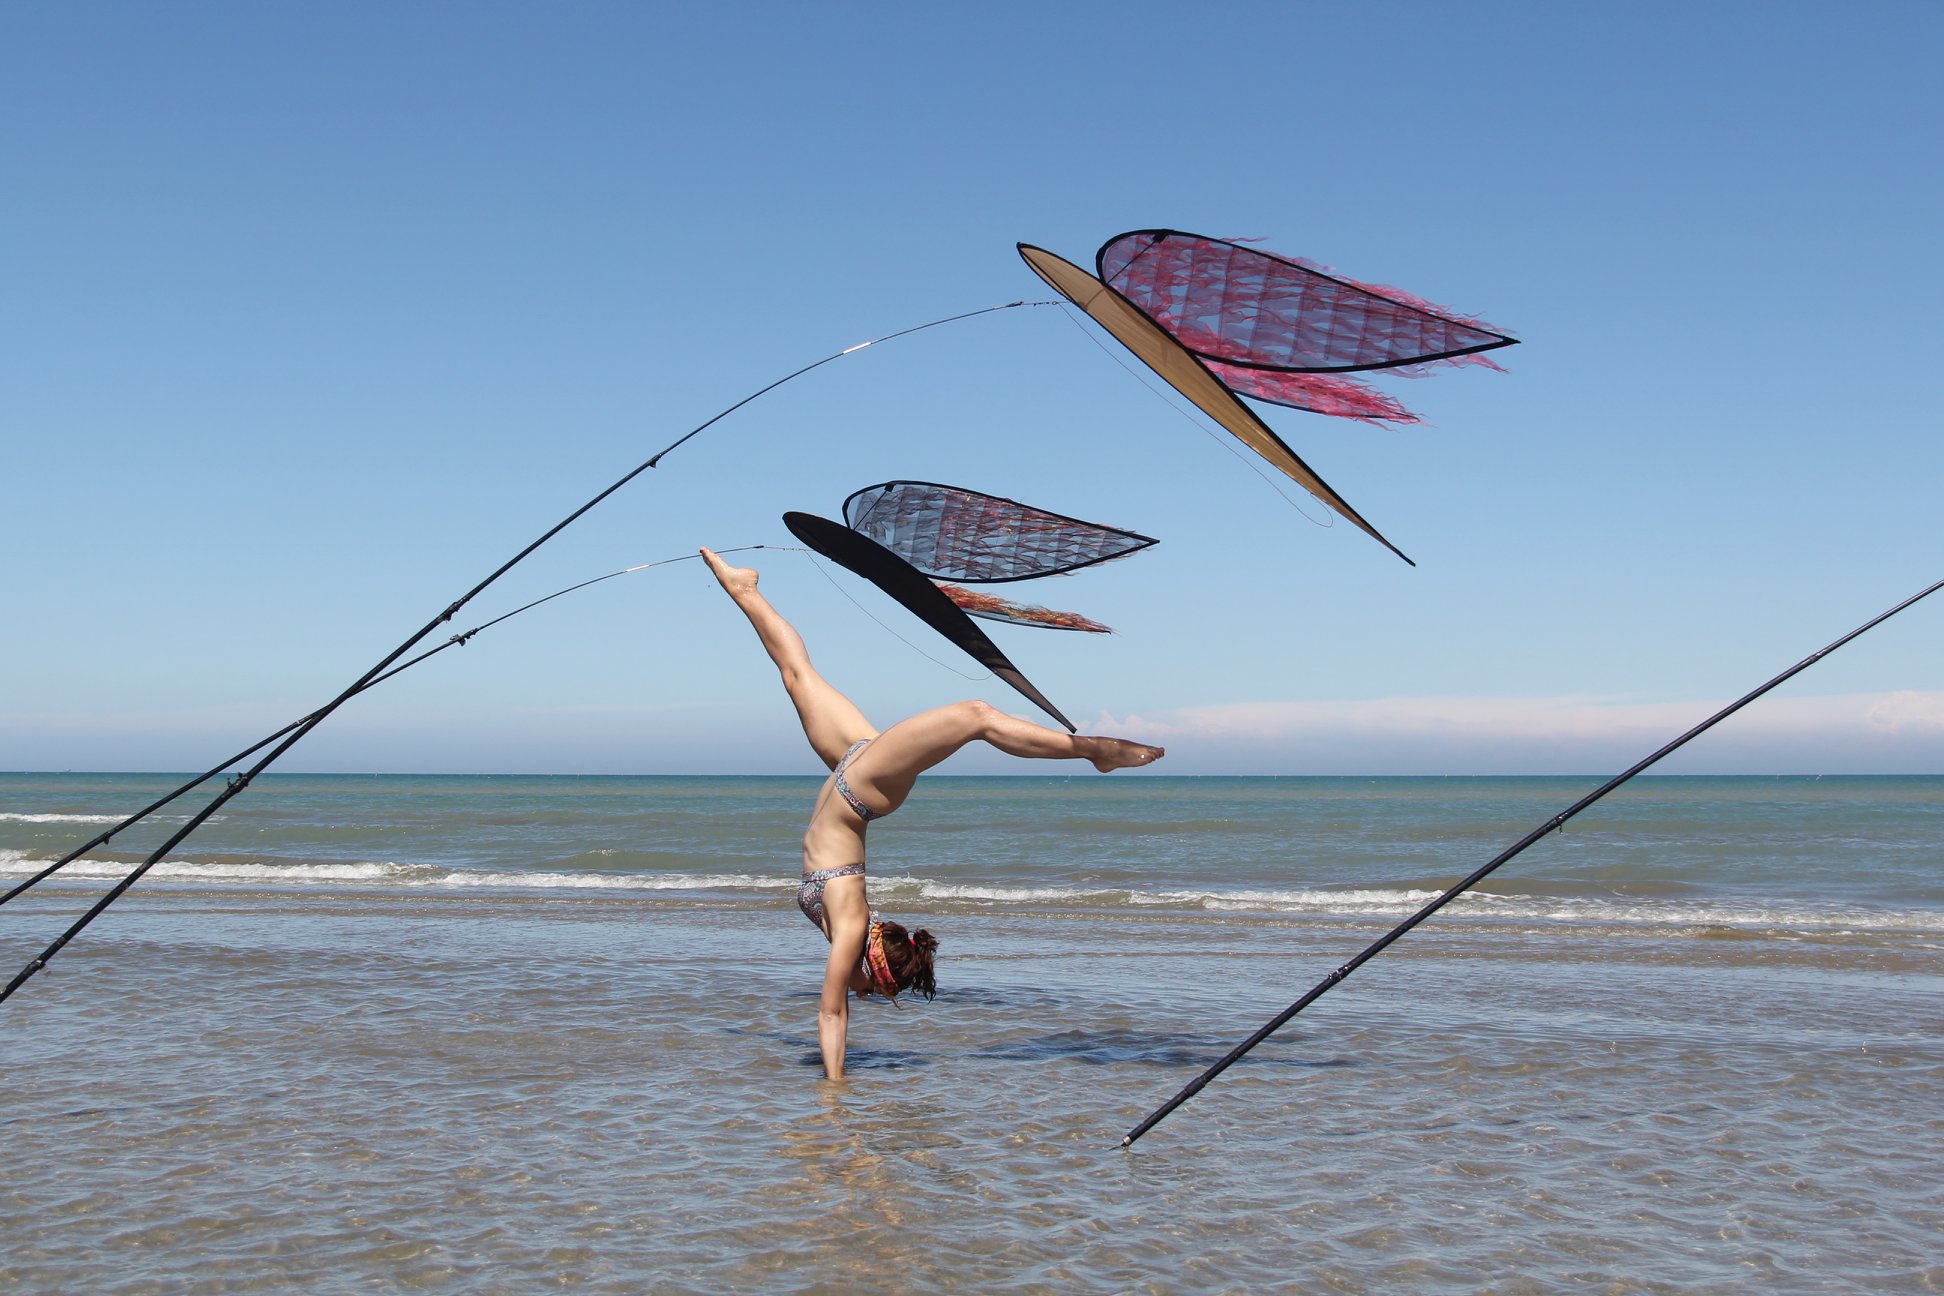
[6,1,1941,775]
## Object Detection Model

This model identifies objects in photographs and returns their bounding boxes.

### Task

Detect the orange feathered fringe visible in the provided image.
[935,583,1112,633]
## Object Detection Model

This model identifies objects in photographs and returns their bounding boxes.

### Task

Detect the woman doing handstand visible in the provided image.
[702,548,1164,1079]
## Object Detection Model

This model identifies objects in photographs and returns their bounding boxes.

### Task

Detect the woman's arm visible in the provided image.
[818,909,868,1080]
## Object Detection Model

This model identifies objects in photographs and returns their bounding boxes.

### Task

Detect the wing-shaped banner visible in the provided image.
[842,480,1156,585]
[783,511,1076,732]
[1098,229,1517,374]
[1018,241,1416,566]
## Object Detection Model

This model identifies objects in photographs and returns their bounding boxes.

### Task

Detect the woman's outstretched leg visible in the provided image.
[702,548,875,769]
[846,700,1162,813]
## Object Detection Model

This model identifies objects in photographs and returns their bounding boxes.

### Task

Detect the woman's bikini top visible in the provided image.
[833,738,888,823]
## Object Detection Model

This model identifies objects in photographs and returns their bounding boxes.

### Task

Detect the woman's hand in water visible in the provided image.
[817,895,870,1081]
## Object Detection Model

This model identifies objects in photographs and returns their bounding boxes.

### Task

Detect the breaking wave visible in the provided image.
[4,852,1937,934]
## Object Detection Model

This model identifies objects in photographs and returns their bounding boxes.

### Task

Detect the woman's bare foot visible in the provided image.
[700,547,760,597]
[1088,737,1165,773]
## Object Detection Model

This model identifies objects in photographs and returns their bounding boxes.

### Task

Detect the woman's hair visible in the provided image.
[879,920,939,1000]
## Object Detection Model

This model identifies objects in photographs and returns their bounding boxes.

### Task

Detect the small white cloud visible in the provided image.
[1865,690,1944,733]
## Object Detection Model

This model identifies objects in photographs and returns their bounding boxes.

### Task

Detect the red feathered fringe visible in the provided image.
[936,584,1113,633]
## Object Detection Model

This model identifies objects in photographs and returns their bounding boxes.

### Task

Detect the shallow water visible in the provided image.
[2,775,1939,1292]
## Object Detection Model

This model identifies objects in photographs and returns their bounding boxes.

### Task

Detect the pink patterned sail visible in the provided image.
[1206,364,1419,425]
[1098,230,1517,376]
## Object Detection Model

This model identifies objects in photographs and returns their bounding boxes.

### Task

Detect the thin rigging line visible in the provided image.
[784,546,990,682]
[3,302,1041,1008]
[1051,304,1335,531]
[1120,571,1944,1147]
[0,545,777,910]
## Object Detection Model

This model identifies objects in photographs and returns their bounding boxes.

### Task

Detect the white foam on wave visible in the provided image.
[5,854,1936,933]
[1192,886,1448,912]
[895,878,1441,911]
[0,813,126,824]
[0,856,428,884]
[437,869,787,892]
[0,812,219,825]
[0,852,793,895]
[895,877,1464,913]
[899,880,1126,905]
[878,875,1943,932]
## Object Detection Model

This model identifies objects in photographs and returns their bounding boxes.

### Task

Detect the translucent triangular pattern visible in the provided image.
[1099,230,1516,374]
[843,481,1156,585]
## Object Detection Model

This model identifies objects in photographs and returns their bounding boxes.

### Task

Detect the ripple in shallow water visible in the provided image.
[1,888,1938,1294]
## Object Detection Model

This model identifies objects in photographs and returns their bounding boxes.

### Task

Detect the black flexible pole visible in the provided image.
[1122,573,1944,1147]
[0,548,771,910]
[1,303,1034,1008]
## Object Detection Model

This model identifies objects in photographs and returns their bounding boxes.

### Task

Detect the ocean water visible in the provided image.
[1,772,1939,1293]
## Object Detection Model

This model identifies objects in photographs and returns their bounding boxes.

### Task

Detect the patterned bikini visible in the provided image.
[796,862,869,932]
[794,739,892,932]
[795,865,902,999]
[831,738,886,823]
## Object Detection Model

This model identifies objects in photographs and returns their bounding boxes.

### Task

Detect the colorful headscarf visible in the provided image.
[863,920,902,1004]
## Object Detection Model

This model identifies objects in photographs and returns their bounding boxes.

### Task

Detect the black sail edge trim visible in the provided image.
[782,511,1076,731]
